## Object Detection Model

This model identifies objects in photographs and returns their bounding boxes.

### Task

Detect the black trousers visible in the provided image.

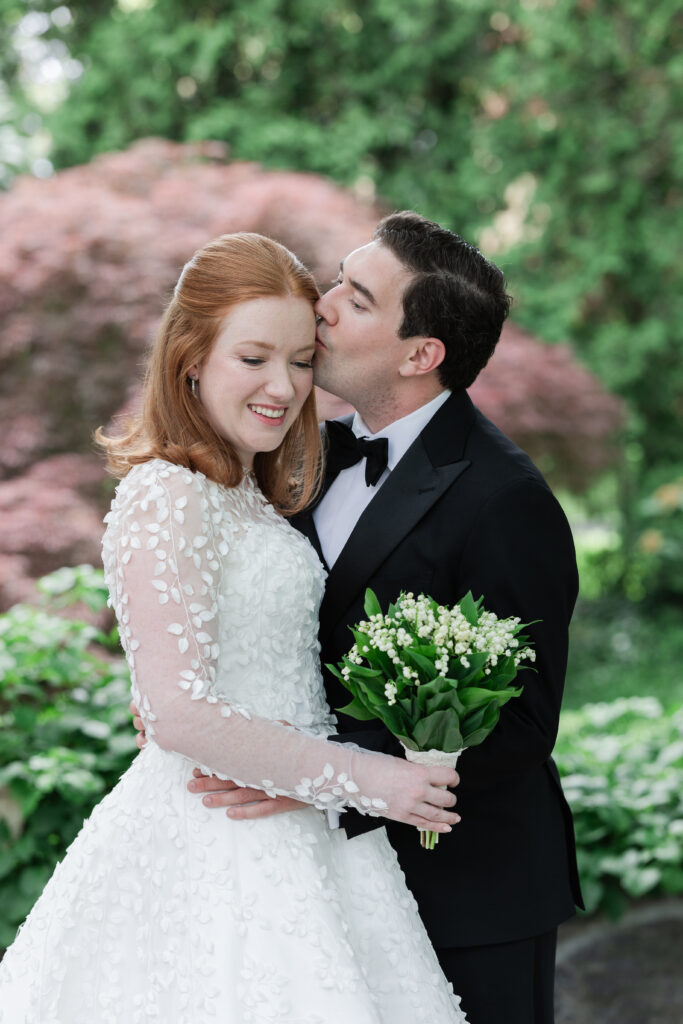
[436,928,557,1024]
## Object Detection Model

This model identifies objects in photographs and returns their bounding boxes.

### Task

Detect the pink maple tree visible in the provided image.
[0,139,622,607]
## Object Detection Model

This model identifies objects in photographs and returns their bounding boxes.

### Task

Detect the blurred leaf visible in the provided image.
[363,588,382,619]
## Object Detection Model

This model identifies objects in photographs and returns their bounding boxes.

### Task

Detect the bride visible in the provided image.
[0,232,466,1023]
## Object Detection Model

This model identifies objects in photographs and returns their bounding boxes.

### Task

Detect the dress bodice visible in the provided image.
[156,464,333,731]
[101,459,395,816]
[103,459,334,731]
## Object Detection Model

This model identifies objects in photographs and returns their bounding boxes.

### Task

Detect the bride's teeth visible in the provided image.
[250,405,285,419]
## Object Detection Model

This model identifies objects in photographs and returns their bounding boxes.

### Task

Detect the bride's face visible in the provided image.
[192,295,316,469]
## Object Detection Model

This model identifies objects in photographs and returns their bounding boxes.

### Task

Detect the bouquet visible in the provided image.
[327,589,536,848]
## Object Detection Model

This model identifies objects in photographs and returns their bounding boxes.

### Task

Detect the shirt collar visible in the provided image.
[352,390,451,471]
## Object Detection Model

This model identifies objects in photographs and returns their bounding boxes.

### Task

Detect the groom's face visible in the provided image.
[313,241,414,409]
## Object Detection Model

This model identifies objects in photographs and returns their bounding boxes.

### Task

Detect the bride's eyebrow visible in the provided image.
[338,260,377,307]
[234,341,315,355]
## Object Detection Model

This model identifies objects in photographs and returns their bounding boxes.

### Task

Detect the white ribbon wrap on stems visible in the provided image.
[401,746,462,770]
[401,745,462,847]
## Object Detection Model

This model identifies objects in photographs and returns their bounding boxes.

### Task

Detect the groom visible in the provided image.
[155,212,583,1021]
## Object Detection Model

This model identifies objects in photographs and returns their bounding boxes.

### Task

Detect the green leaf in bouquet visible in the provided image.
[399,735,419,752]
[336,697,379,722]
[342,662,384,680]
[462,692,522,746]
[413,709,463,753]
[464,720,499,747]
[451,651,489,685]
[415,675,450,708]
[327,662,378,719]
[459,591,482,627]
[403,648,439,682]
[483,656,521,690]
[460,705,487,735]
[497,685,523,706]
[396,694,418,720]
[482,701,501,728]
[458,686,501,709]
[326,662,348,686]
[462,712,499,745]
[412,643,438,658]
[340,671,384,719]
[326,661,355,687]
[359,684,388,712]
[382,703,413,739]
[416,677,465,716]
[462,700,502,741]
[349,670,394,712]
[459,685,523,710]
[363,589,382,618]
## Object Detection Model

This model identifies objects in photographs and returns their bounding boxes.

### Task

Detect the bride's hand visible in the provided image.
[355,753,461,832]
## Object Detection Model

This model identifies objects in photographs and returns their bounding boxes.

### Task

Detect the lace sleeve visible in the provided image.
[103,462,406,817]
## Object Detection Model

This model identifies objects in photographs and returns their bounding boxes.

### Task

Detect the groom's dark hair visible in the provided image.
[374,211,512,391]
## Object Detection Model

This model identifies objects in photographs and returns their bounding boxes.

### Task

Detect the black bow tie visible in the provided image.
[325,419,389,487]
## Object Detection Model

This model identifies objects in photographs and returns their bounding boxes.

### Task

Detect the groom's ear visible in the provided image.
[398,337,445,378]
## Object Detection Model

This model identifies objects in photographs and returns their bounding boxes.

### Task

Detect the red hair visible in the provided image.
[97,233,322,514]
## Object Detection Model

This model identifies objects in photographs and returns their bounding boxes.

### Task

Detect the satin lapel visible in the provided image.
[318,434,471,643]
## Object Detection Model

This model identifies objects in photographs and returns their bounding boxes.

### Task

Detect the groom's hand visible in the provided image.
[130,700,147,749]
[188,769,307,818]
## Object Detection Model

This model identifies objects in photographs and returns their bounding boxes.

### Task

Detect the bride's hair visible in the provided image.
[96,233,323,515]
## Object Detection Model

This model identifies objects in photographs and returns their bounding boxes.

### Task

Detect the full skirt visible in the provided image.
[0,743,466,1023]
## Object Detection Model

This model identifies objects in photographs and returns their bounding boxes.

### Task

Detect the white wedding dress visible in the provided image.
[0,459,467,1024]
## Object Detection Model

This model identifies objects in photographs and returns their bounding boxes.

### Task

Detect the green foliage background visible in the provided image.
[555,697,683,918]
[0,568,138,951]
[1,0,681,474]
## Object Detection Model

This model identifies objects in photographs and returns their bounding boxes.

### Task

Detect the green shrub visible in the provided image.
[635,473,683,603]
[555,698,683,919]
[0,566,136,952]
[565,599,683,712]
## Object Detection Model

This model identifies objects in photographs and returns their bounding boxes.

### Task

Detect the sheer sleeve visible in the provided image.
[102,462,408,817]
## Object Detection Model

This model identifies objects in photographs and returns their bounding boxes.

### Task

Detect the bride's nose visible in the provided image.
[263,365,296,403]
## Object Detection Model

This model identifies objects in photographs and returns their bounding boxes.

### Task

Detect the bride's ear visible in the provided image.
[398,337,445,378]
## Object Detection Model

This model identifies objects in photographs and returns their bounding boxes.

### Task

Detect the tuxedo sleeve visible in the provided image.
[453,476,578,791]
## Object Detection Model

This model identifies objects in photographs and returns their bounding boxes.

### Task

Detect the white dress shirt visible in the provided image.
[314,390,451,568]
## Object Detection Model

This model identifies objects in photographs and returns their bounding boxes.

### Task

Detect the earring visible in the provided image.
[189,377,198,397]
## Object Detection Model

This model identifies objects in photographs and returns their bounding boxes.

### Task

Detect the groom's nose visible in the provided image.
[315,292,336,325]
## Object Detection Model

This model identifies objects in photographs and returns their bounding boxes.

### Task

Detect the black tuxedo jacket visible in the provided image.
[294,390,583,949]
